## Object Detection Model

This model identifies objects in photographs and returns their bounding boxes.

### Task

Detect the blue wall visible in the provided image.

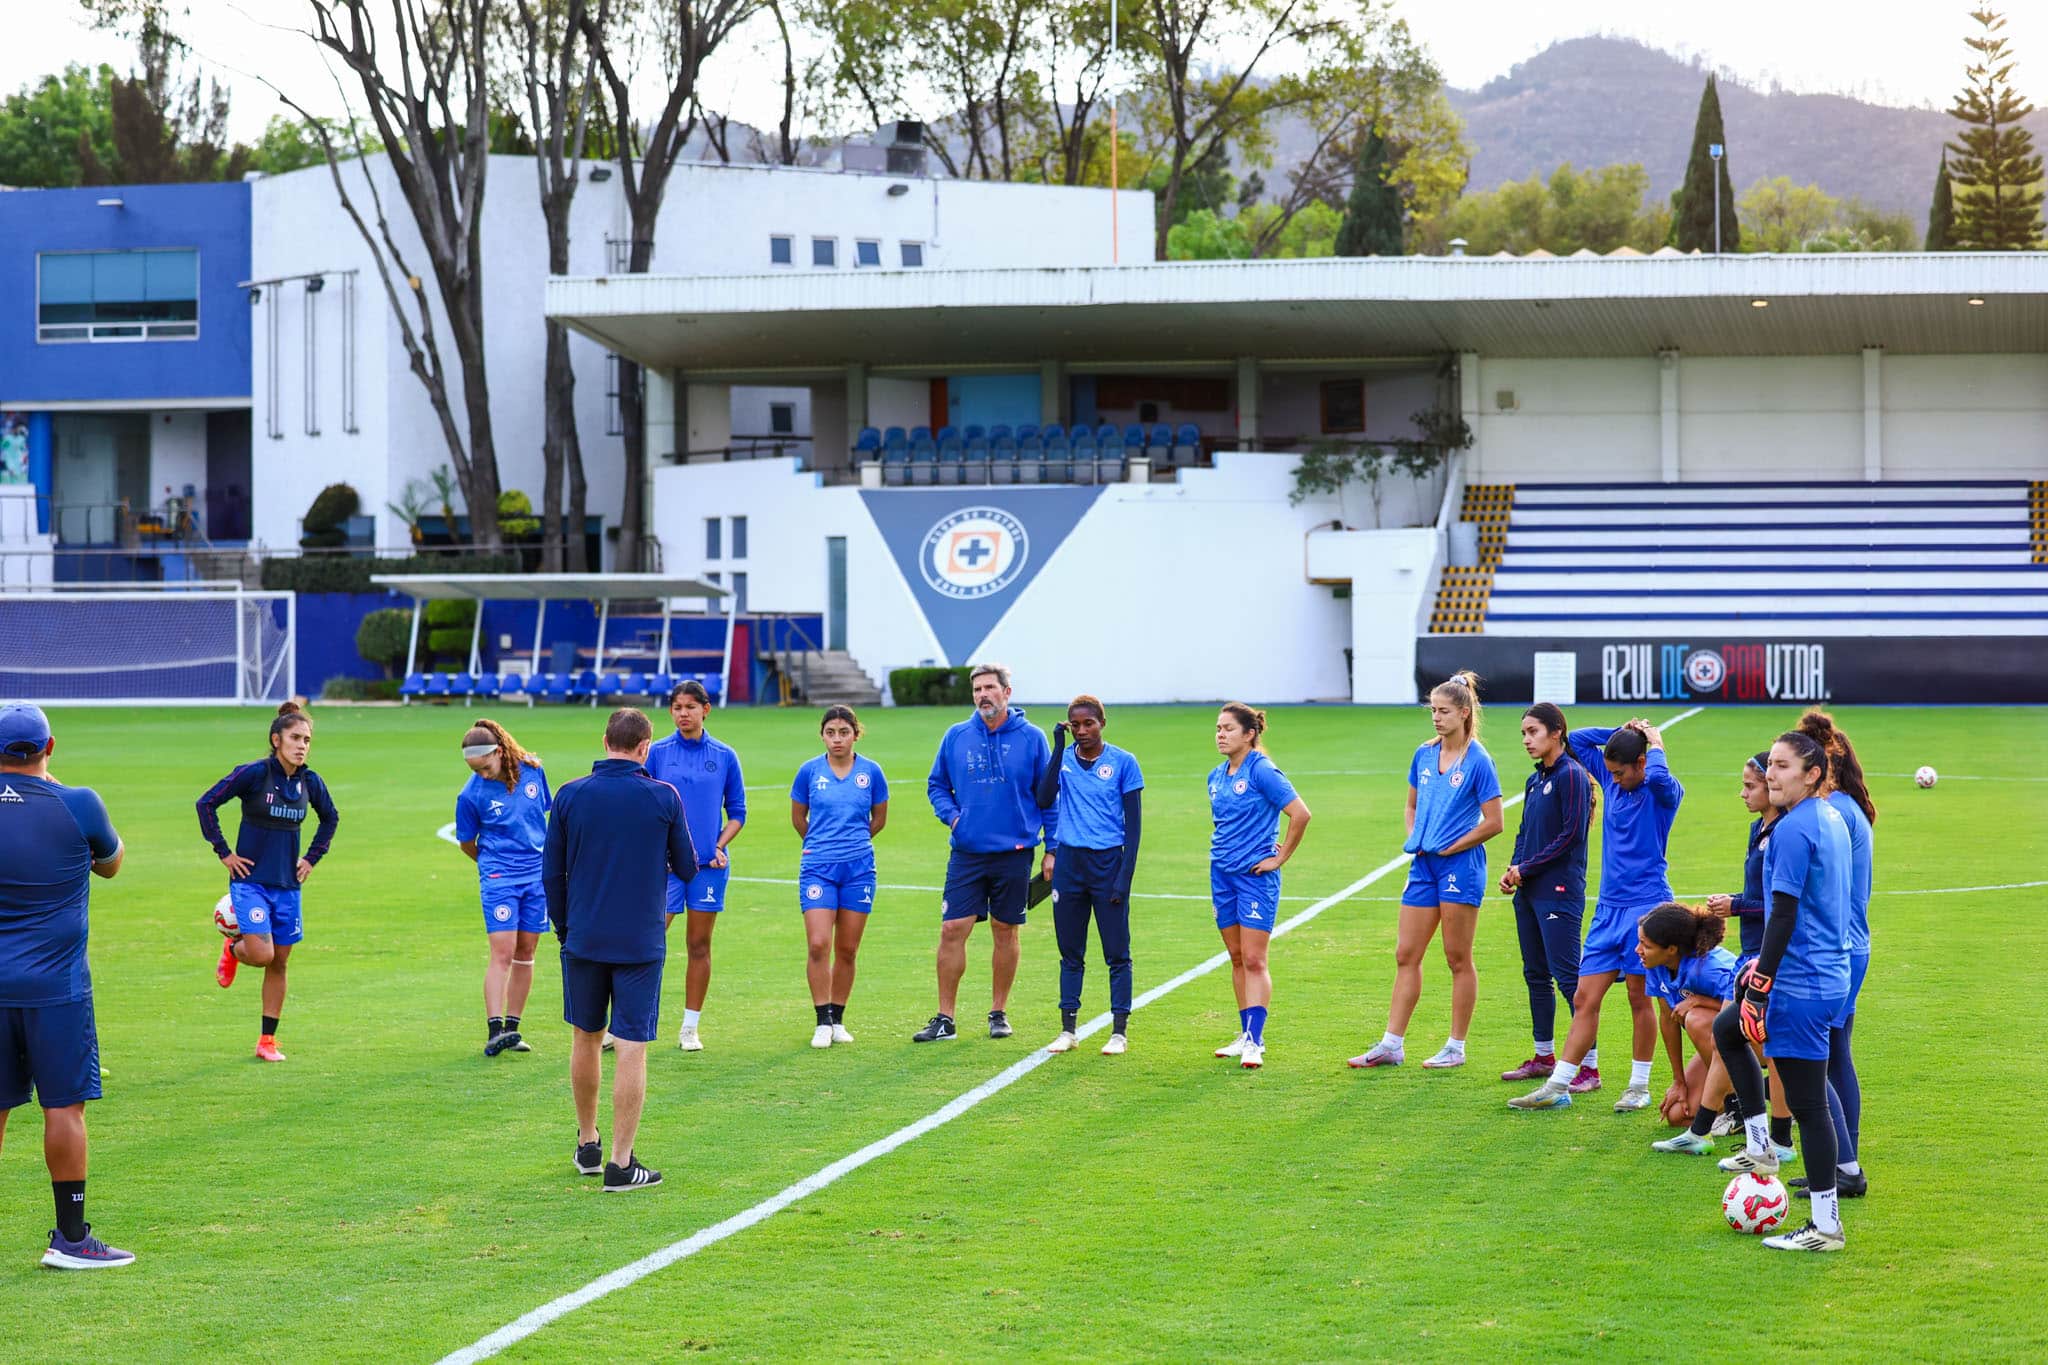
[0,181,251,405]
[947,373,1041,431]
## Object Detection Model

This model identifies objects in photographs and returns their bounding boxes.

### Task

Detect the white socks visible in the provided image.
[1533,1039,1555,1058]
[683,1008,702,1030]
[1811,1188,1842,1235]
[1629,1059,1653,1089]
[1380,1031,1404,1051]
[1839,1160,1862,1176]
[1744,1115,1771,1153]
[1441,1037,1466,1056]
[1548,1059,1581,1086]
[1584,1047,1600,1068]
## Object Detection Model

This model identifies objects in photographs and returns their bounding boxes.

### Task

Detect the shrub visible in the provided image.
[498,489,540,539]
[259,551,523,593]
[427,626,475,662]
[320,675,401,701]
[425,599,477,628]
[301,483,361,549]
[355,608,414,676]
[888,666,970,707]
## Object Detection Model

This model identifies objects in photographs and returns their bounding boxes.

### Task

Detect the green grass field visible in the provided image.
[3,701,2045,1361]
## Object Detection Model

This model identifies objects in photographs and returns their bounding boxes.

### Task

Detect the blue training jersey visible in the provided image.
[646,730,746,871]
[1642,945,1738,1008]
[1209,750,1298,871]
[1568,728,1683,910]
[455,760,553,882]
[1764,796,1854,1000]
[1730,815,1777,959]
[0,775,119,1007]
[545,759,696,963]
[196,756,339,888]
[1405,739,1502,856]
[1826,791,1874,955]
[792,754,889,864]
[1052,742,1144,851]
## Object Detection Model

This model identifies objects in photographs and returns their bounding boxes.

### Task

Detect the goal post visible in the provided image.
[0,587,296,706]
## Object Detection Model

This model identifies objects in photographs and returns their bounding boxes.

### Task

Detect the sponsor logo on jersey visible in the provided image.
[490,799,506,814]
[0,785,20,803]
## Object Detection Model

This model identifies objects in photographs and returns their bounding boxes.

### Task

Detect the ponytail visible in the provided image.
[462,718,538,791]
[1798,708,1877,826]
[269,700,310,754]
[1220,701,1267,751]
[1639,902,1726,959]
[1432,671,1482,743]
[1774,730,1829,800]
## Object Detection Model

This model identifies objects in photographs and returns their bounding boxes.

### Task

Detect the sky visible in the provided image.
[12,1,2045,146]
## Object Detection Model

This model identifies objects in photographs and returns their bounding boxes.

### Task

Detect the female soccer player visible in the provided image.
[1208,703,1311,1070]
[1790,709,1876,1202]
[1035,695,1144,1056]
[1713,731,1855,1253]
[455,719,552,1056]
[1495,701,1593,1082]
[646,678,747,1051]
[198,701,339,1062]
[1351,671,1504,1070]
[1508,718,1683,1113]
[1634,903,1740,1155]
[790,706,888,1049]
[1704,754,1778,971]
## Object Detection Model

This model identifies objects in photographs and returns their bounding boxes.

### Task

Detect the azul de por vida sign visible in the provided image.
[859,488,1102,665]
[1599,641,1829,704]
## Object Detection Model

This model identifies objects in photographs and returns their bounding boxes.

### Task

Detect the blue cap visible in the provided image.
[0,704,52,759]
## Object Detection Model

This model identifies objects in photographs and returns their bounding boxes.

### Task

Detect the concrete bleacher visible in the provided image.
[1471,480,2047,636]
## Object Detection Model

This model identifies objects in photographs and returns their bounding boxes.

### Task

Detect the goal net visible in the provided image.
[0,588,295,705]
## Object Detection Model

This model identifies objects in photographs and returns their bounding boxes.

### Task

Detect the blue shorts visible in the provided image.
[0,998,101,1109]
[230,881,304,946]
[666,864,730,916]
[798,858,876,914]
[560,951,664,1043]
[942,849,1034,925]
[1402,849,1486,909]
[1765,989,1850,1062]
[1831,952,1871,1028]
[1211,865,1281,932]
[481,879,548,934]
[1580,902,1655,979]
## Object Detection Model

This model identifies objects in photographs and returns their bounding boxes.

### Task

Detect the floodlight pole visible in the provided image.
[1709,143,1724,254]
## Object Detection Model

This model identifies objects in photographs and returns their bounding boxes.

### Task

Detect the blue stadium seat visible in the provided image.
[596,671,627,699]
[854,426,881,454]
[1014,447,1044,484]
[988,430,1019,485]
[400,672,429,699]
[910,425,931,443]
[1172,423,1201,467]
[646,672,674,699]
[619,671,648,698]
[988,424,1013,444]
[1095,423,1121,452]
[1041,426,1072,483]
[425,673,452,698]
[495,673,525,698]
[1041,422,1065,445]
[450,673,477,698]
[961,431,991,485]
[1096,446,1127,485]
[569,670,599,701]
[472,672,501,698]
[1016,423,1041,449]
[1122,423,1147,453]
[909,437,939,485]
[1145,423,1173,466]
[1067,428,1096,482]
[883,425,908,451]
[962,424,986,443]
[529,672,563,703]
[882,443,910,486]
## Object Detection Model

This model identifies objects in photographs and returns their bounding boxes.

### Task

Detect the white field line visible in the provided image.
[433,707,1706,1363]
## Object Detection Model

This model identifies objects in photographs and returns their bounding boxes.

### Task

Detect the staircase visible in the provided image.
[2032,481,2046,564]
[186,546,263,587]
[780,649,882,706]
[1428,484,1512,634]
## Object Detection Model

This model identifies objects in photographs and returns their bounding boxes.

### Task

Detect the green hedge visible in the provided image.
[354,608,413,676]
[320,675,401,701]
[259,552,523,594]
[301,483,361,549]
[888,667,971,707]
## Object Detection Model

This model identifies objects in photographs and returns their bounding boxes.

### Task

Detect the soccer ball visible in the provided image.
[1722,1172,1789,1234]
[213,893,239,937]
[1914,765,1938,789]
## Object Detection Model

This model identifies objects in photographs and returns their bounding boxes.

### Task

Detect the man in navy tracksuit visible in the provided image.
[916,664,1057,1043]
[545,708,696,1192]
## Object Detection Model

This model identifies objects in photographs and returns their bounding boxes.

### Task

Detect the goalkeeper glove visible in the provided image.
[1738,969,1772,1046]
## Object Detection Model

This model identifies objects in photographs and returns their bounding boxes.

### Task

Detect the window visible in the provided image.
[768,403,794,436]
[769,235,793,266]
[705,517,722,560]
[811,237,837,267]
[732,571,749,613]
[1320,378,1366,434]
[39,248,199,342]
[731,515,748,557]
[855,239,882,268]
[899,241,925,268]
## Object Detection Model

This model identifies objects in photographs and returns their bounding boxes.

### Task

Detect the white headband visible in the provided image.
[462,743,498,760]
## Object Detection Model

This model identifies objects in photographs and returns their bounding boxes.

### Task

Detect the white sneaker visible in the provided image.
[1718,1145,1782,1176]
[1214,1032,1249,1058]
[1100,1033,1127,1056]
[830,1023,855,1044]
[810,1024,833,1049]
[1240,1042,1265,1070]
[1046,1030,1078,1054]
[1420,1044,1467,1070]
[600,1032,615,1052]
[677,1024,703,1052]
[1613,1085,1653,1112]
[1709,1109,1741,1138]
[1762,1220,1845,1253]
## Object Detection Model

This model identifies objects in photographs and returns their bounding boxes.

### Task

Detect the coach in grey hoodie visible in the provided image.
[912,663,1057,1043]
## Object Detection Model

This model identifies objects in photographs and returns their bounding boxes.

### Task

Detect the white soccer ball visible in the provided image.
[1914,765,1938,789]
[1722,1172,1790,1234]
[213,893,238,937]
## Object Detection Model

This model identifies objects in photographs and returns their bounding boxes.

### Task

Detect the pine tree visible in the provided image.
[1668,75,1740,253]
[1946,7,2045,249]
[1335,127,1405,257]
[1926,153,1956,250]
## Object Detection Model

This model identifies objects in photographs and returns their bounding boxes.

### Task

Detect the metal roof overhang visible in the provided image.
[545,253,2048,377]
[370,573,726,601]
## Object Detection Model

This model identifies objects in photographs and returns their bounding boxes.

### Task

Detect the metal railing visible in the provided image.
[755,612,824,704]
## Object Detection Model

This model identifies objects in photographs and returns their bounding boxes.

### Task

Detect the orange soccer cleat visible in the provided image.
[254,1035,287,1063]
[216,939,239,988]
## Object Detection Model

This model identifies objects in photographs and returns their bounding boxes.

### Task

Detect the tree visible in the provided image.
[1669,73,1739,253]
[1926,153,1956,250]
[1334,126,1402,255]
[0,66,119,188]
[1410,163,1667,257]
[1946,7,2044,250]
[1737,177,1839,252]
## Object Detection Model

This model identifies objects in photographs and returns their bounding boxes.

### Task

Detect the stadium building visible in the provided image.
[548,250,2048,705]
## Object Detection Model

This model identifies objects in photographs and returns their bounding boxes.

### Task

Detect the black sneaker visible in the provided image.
[912,1014,957,1042]
[602,1155,662,1192]
[1794,1169,1869,1199]
[484,1032,518,1057]
[574,1135,603,1176]
[987,1010,1013,1039]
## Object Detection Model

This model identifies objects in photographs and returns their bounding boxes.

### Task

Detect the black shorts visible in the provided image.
[941,849,1034,925]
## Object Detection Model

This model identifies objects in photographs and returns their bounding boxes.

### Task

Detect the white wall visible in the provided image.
[1465,357,1662,484]
[1882,355,2048,476]
[1260,369,1441,445]
[149,410,207,504]
[865,377,929,434]
[1678,356,1862,478]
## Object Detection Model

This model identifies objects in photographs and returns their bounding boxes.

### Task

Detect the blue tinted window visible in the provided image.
[900,241,924,267]
[769,235,793,265]
[812,237,836,267]
[855,240,881,267]
[38,248,199,340]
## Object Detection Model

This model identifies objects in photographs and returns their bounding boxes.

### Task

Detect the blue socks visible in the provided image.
[1245,1006,1267,1046]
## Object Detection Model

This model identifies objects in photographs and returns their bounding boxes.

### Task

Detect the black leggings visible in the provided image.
[1714,1002,1838,1194]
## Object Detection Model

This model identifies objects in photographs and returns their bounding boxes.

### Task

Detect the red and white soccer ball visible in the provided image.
[1914,765,1939,789]
[213,893,238,937]
[1722,1173,1789,1234]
